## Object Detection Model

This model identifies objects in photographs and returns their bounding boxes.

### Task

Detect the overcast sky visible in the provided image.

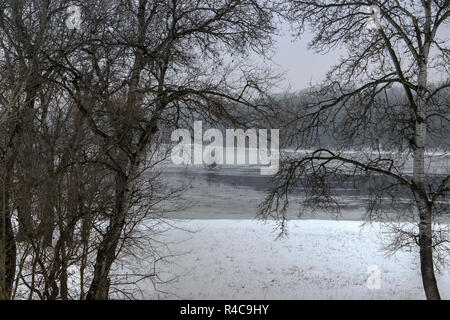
[265,22,450,93]
[265,25,343,92]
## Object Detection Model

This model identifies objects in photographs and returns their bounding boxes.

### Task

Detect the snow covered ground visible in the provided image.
[142,219,450,300]
[133,156,450,300]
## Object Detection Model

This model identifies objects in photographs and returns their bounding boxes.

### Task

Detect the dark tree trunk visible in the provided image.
[86,173,130,300]
[414,192,441,300]
[0,185,17,300]
[16,87,38,243]
[16,192,33,242]
[85,221,122,300]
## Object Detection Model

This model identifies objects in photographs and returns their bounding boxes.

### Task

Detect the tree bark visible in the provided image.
[412,56,441,300]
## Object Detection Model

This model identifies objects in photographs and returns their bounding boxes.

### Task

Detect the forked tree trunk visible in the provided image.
[86,6,147,298]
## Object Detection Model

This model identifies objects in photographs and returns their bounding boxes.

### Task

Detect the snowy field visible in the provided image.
[142,220,450,300]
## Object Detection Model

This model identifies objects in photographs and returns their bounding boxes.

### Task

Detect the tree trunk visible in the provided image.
[412,58,441,300]
[86,173,132,300]
[0,180,17,300]
[85,231,117,300]
[16,185,33,242]
[415,195,440,300]
[16,87,38,242]
[85,217,123,300]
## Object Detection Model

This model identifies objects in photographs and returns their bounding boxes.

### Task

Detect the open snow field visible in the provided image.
[143,219,450,300]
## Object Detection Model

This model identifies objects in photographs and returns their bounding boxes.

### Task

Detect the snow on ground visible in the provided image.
[143,219,450,300]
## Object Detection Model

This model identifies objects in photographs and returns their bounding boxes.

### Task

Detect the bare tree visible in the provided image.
[259,1,450,300]
[54,0,280,299]
[0,0,53,298]
[1,0,282,299]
